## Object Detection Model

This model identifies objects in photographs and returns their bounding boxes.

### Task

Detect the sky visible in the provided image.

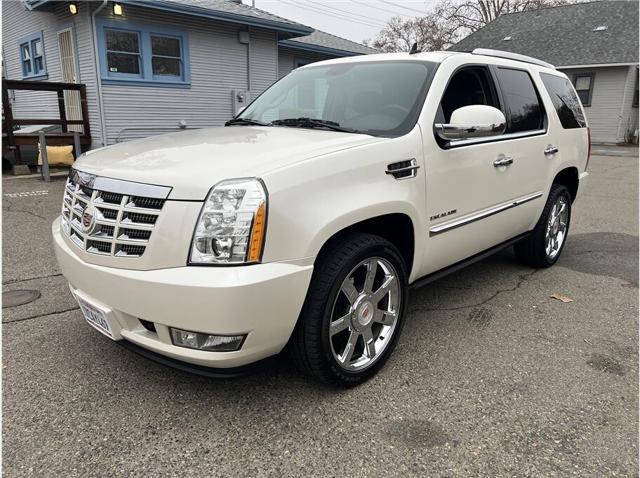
[250,0,437,44]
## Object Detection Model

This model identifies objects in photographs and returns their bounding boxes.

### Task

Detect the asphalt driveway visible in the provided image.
[2,153,638,477]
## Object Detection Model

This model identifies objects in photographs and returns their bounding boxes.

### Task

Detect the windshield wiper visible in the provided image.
[225,118,270,126]
[271,118,360,134]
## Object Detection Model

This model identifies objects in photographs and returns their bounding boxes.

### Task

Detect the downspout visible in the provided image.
[246,27,252,95]
[91,0,108,147]
[615,65,636,143]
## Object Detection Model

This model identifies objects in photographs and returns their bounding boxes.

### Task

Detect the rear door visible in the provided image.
[421,62,550,274]
[538,72,590,175]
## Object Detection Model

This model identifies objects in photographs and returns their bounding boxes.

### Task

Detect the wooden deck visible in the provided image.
[2,80,91,164]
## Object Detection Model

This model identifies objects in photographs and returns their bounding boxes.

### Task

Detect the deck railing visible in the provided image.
[2,79,92,166]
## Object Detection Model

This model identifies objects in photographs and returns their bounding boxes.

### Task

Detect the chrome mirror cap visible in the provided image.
[435,105,506,141]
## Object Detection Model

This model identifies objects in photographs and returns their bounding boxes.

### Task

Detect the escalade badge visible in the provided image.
[82,204,98,234]
[430,209,457,221]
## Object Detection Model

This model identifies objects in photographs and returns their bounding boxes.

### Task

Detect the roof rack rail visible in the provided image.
[471,48,555,69]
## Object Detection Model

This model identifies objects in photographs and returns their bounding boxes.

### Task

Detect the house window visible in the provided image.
[573,73,594,107]
[19,31,47,79]
[633,69,638,108]
[151,35,182,78]
[98,20,190,86]
[105,29,141,76]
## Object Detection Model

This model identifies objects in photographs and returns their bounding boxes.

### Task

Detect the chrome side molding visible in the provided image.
[429,191,543,236]
[444,129,547,148]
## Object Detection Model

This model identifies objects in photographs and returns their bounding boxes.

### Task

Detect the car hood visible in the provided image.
[75,126,383,200]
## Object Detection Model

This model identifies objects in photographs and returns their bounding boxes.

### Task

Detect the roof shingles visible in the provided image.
[451,0,639,66]
[26,0,376,56]
[285,30,378,55]
[160,0,304,27]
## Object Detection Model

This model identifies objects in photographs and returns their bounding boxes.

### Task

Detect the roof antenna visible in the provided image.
[409,42,421,54]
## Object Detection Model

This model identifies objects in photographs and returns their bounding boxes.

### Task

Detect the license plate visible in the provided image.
[76,295,114,339]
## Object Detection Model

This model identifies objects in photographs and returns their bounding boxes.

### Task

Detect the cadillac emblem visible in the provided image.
[82,204,98,234]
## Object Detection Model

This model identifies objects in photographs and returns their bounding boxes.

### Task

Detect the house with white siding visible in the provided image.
[451,0,639,144]
[2,0,376,153]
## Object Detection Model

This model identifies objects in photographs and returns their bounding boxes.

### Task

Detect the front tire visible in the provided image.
[289,233,408,386]
[515,184,572,268]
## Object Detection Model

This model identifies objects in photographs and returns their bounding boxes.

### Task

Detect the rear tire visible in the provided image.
[289,233,408,386]
[515,184,572,268]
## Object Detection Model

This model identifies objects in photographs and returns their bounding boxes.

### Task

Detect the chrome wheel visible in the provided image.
[545,195,569,259]
[329,257,401,372]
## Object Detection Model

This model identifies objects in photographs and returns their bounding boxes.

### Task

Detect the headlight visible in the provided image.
[189,178,267,264]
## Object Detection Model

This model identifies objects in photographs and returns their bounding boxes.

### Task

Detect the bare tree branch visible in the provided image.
[367,0,578,53]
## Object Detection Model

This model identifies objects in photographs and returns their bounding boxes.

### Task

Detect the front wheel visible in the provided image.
[289,233,408,386]
[515,184,572,268]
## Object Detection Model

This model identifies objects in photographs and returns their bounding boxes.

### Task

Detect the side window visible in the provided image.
[105,29,141,77]
[572,73,594,106]
[98,21,190,85]
[540,73,586,129]
[495,68,544,133]
[19,31,47,79]
[439,66,500,122]
[151,34,183,79]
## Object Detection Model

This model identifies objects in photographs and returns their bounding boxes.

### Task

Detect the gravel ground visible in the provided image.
[2,153,638,477]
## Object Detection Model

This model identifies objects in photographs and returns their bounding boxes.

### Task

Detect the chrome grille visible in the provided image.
[60,171,171,258]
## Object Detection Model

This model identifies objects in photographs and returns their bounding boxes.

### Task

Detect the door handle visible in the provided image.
[493,155,514,167]
[544,145,559,155]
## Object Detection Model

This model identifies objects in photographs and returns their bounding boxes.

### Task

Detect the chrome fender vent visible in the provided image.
[385,158,420,180]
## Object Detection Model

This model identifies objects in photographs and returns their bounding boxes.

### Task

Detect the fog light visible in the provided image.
[170,328,245,352]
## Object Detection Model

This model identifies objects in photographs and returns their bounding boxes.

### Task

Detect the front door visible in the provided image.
[421,63,549,274]
[57,28,82,133]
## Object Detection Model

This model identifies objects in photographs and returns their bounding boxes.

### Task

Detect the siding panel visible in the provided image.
[2,1,62,120]
[249,28,277,96]
[277,47,332,78]
[98,6,278,144]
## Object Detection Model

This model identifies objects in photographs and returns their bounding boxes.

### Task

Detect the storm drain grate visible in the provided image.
[2,289,41,308]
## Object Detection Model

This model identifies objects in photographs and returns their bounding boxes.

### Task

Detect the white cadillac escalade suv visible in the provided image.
[53,49,590,386]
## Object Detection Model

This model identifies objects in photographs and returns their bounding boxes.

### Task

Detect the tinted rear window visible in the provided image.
[540,73,587,129]
[495,68,544,133]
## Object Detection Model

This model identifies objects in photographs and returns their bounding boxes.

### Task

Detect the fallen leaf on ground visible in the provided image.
[550,293,574,303]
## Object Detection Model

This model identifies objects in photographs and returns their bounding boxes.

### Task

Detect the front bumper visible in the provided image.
[53,217,313,368]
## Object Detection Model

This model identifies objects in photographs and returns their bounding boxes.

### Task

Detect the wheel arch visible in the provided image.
[313,212,417,278]
[552,166,579,202]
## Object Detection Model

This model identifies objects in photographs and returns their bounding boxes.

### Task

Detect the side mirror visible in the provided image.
[435,105,506,142]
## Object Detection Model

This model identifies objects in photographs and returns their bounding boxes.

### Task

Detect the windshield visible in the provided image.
[236,61,435,137]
